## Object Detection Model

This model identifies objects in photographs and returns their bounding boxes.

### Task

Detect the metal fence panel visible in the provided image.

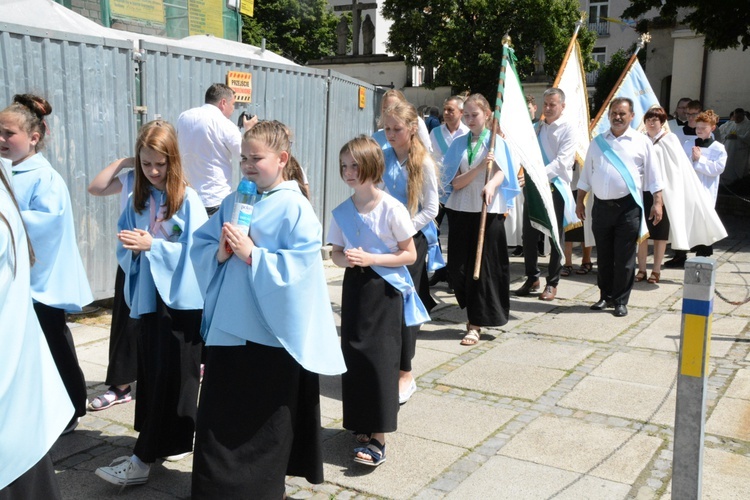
[139,41,333,223]
[322,72,382,236]
[0,23,137,300]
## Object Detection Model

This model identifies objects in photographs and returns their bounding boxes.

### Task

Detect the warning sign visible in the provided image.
[227,71,252,103]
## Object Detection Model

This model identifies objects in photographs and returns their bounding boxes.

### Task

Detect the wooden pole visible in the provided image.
[551,16,584,88]
[472,117,499,280]
[473,36,511,280]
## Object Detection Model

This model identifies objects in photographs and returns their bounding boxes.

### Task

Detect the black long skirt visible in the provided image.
[133,295,202,462]
[446,210,510,327]
[192,342,323,500]
[0,454,61,500]
[400,231,434,371]
[105,266,139,386]
[341,266,402,433]
[33,303,87,420]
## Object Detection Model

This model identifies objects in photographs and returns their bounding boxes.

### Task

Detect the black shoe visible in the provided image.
[613,304,628,317]
[515,278,541,296]
[428,269,447,286]
[590,299,613,311]
[511,246,523,257]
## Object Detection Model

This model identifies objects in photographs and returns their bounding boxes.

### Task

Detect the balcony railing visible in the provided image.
[586,70,599,86]
[588,21,610,36]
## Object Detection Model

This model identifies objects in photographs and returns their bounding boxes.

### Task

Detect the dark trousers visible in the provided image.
[33,303,88,421]
[592,195,640,306]
[522,186,565,287]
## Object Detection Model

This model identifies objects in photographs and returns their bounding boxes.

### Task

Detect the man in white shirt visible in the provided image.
[428,96,469,288]
[515,88,577,301]
[177,83,254,215]
[576,98,663,317]
[667,97,691,143]
[429,96,469,163]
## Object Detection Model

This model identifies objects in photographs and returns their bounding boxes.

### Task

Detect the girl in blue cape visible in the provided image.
[0,161,72,499]
[190,121,345,499]
[381,101,440,404]
[441,94,520,346]
[87,158,139,411]
[2,94,93,435]
[95,120,208,487]
[329,135,429,468]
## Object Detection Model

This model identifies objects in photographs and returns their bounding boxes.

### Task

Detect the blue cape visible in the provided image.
[190,181,346,376]
[117,185,208,317]
[0,181,73,489]
[11,153,93,310]
[439,133,521,211]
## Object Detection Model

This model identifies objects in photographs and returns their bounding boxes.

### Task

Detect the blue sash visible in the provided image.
[535,123,581,231]
[434,126,450,155]
[383,148,446,271]
[593,134,648,240]
[332,198,430,327]
[372,129,391,150]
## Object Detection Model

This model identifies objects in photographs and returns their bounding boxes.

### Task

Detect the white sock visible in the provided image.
[130,455,150,470]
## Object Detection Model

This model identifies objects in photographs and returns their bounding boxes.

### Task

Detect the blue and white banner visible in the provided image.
[591,60,660,138]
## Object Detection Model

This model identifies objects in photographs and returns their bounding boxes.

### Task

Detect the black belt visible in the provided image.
[594,195,632,207]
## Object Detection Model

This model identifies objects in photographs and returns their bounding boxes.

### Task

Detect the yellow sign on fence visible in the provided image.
[227,71,253,103]
[188,0,224,37]
[358,86,366,109]
[111,0,165,23]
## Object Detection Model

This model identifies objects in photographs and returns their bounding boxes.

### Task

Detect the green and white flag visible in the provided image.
[496,44,562,259]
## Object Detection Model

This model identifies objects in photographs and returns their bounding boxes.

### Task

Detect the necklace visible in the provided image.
[352,190,381,236]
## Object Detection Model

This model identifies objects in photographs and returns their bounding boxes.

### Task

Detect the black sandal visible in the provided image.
[576,262,593,275]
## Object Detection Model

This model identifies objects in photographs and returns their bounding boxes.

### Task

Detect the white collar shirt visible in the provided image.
[176,103,242,207]
[578,127,662,200]
[430,122,470,162]
[537,116,576,184]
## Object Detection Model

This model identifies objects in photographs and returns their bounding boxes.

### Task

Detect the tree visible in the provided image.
[623,1,750,51]
[381,0,598,99]
[241,0,339,64]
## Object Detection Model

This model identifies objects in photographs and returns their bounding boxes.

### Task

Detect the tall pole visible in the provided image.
[551,14,585,88]
[589,33,651,132]
[473,35,511,280]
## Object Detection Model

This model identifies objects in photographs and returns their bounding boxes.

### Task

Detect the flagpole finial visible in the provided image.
[577,12,586,27]
[502,34,512,46]
[637,33,651,49]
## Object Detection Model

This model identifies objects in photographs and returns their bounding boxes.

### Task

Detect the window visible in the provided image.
[587,47,606,86]
[588,1,610,36]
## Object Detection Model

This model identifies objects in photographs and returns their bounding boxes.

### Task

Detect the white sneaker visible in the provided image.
[162,451,193,462]
[95,456,150,486]
[399,379,417,405]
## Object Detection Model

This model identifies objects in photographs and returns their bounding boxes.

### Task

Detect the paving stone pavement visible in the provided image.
[54,214,750,499]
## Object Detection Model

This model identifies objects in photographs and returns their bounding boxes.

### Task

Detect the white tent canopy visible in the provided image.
[0,0,297,65]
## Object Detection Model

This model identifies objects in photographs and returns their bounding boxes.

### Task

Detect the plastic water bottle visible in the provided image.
[230,178,258,235]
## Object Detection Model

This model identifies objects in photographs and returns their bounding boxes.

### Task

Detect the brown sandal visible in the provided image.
[647,272,660,284]
[635,271,647,282]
